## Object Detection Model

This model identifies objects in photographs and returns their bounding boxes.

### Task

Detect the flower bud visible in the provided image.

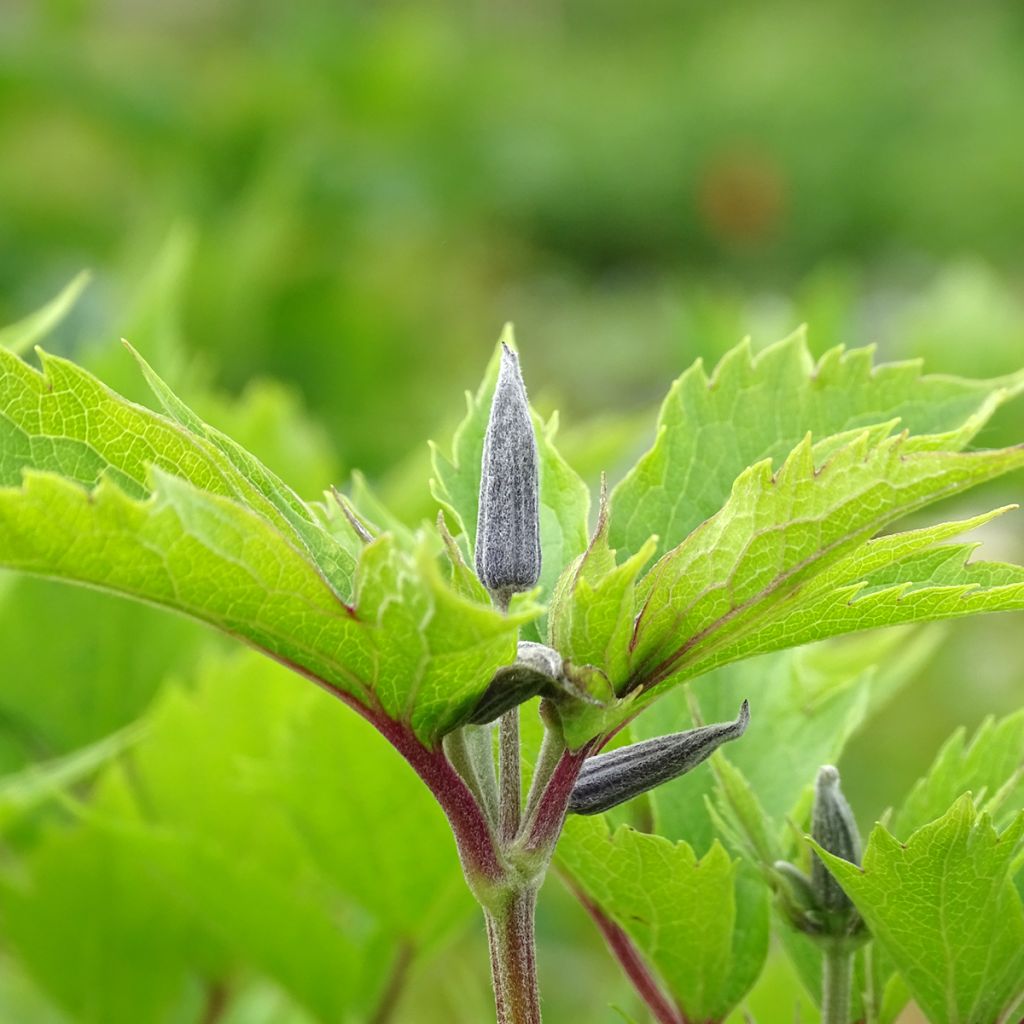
[811,765,862,913]
[568,701,750,816]
[475,343,541,605]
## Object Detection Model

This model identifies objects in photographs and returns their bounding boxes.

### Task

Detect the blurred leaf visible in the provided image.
[815,798,1024,1024]
[0,272,90,356]
[557,816,770,1023]
[0,790,199,1024]
[268,679,475,945]
[0,574,208,768]
[0,725,138,834]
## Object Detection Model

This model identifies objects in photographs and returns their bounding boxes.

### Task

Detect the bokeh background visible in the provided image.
[1,1,1023,1021]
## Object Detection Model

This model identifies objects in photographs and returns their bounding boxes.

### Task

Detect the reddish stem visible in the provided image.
[267,653,502,883]
[524,745,594,852]
[567,878,683,1024]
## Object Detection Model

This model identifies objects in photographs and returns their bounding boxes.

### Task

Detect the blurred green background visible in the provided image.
[1,1,1023,1021]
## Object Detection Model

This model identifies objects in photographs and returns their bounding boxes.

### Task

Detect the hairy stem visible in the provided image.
[524,745,594,852]
[522,716,564,825]
[821,945,853,1024]
[486,887,541,1024]
[499,708,522,841]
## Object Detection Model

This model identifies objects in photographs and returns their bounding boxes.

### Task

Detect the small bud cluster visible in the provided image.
[773,765,866,947]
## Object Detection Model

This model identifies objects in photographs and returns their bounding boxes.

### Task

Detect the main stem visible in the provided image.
[485,886,541,1024]
[821,945,853,1024]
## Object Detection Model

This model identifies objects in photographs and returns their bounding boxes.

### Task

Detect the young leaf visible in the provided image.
[557,816,770,1023]
[609,331,1024,561]
[890,709,1024,837]
[549,486,657,690]
[705,530,1024,673]
[814,798,1024,1024]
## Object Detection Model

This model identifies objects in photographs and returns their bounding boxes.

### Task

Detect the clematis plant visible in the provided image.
[2,323,1024,1022]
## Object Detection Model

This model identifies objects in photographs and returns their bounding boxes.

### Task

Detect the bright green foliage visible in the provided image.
[816,798,1024,1024]
[630,431,1024,684]
[558,816,770,1023]
[560,427,1024,745]
[0,345,355,598]
[548,494,657,691]
[430,334,590,606]
[0,650,475,1024]
[0,349,538,745]
[609,331,1024,560]
[891,709,1024,837]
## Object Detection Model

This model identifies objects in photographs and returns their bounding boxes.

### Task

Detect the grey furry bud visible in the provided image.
[475,343,541,604]
[569,701,750,816]
[811,765,862,913]
[463,643,563,726]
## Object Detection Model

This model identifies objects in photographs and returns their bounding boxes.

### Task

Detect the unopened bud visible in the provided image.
[569,701,750,816]
[811,765,861,913]
[475,343,541,605]
[464,643,562,726]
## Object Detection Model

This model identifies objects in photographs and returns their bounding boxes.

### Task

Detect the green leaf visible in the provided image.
[609,331,1024,561]
[0,346,357,598]
[891,709,1024,837]
[561,429,1024,744]
[709,518,1024,672]
[557,816,770,1023]
[0,272,90,355]
[430,332,591,607]
[631,432,1024,684]
[549,492,657,691]
[126,343,354,597]
[815,798,1024,1024]
[0,467,529,745]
